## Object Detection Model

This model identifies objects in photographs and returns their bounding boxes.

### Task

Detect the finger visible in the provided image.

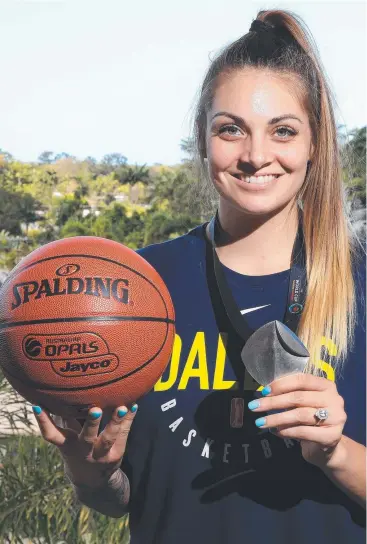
[248,391,330,413]
[114,403,138,452]
[93,405,131,460]
[79,408,103,453]
[32,405,67,447]
[254,407,345,430]
[264,373,335,397]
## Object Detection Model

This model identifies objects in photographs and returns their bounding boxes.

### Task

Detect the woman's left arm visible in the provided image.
[320,433,366,508]
[248,374,366,508]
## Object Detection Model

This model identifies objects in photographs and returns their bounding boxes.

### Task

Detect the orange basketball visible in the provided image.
[0,237,175,417]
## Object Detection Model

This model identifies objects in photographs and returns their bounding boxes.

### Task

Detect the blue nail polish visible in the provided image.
[90,411,102,419]
[32,405,42,415]
[131,404,138,413]
[255,417,266,427]
[248,400,260,410]
[118,408,128,418]
[262,385,272,396]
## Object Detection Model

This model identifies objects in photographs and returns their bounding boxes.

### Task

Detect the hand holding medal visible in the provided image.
[243,320,347,468]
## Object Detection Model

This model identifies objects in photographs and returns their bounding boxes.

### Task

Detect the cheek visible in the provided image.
[276,143,310,169]
[207,139,236,170]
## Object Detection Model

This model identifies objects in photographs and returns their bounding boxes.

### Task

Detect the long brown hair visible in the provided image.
[192,9,363,376]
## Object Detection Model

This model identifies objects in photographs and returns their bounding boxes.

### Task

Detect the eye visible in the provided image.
[275,126,297,139]
[218,124,242,137]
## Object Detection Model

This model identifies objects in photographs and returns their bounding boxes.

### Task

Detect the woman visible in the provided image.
[33,9,366,543]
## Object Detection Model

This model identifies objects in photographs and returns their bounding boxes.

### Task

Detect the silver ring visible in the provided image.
[314,408,329,426]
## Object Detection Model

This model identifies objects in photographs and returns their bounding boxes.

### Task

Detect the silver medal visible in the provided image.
[241,320,309,385]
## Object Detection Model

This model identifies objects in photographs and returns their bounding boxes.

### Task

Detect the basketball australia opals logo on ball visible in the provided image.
[24,337,42,357]
[288,303,303,314]
[22,332,119,377]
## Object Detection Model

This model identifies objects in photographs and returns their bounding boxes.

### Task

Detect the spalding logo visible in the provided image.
[11,276,129,309]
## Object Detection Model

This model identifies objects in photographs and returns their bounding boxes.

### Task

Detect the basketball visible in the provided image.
[0,237,175,417]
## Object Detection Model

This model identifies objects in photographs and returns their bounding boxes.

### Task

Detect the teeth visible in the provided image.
[231,173,280,184]
[244,175,278,184]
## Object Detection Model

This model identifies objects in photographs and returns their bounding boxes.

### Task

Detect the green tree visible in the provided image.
[99,153,128,175]
[0,189,40,235]
[54,195,87,227]
[54,152,77,162]
[148,165,204,219]
[17,193,42,235]
[348,126,366,179]
[38,151,55,164]
[342,126,366,206]
[0,148,14,162]
[60,218,92,238]
[84,156,97,165]
[115,164,150,185]
[91,203,129,241]
[143,210,198,245]
[90,173,119,198]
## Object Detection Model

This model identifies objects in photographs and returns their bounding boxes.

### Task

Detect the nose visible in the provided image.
[238,134,273,171]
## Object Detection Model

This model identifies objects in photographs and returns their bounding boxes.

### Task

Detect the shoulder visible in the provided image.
[136,224,207,275]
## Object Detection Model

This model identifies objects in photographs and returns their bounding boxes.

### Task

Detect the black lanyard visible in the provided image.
[207,210,307,341]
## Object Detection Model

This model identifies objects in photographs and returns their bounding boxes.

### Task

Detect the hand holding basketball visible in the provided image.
[0,236,175,417]
[32,404,138,488]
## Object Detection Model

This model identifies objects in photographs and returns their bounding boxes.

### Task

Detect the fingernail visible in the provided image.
[131,404,138,413]
[89,410,102,419]
[32,405,42,415]
[255,417,267,427]
[117,408,128,418]
[262,385,272,396]
[248,400,260,410]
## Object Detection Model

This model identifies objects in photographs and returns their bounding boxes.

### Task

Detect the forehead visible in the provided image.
[210,68,307,118]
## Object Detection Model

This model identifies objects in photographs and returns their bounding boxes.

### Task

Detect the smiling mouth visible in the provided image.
[231,173,282,184]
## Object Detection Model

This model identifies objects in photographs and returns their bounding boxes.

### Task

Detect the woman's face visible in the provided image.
[206,68,314,216]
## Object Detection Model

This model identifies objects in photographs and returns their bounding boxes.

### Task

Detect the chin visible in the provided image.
[219,190,294,218]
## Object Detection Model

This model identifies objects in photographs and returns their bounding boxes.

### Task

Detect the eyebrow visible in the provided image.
[211,111,303,125]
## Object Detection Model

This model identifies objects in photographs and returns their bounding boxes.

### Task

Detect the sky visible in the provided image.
[0,0,365,166]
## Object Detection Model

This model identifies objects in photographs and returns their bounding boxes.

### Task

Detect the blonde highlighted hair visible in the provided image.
[192,9,364,376]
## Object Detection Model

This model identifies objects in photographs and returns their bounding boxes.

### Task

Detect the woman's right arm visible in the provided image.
[32,403,138,518]
[70,468,131,518]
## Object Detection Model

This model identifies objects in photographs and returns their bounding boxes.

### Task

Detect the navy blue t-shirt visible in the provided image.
[121,224,366,544]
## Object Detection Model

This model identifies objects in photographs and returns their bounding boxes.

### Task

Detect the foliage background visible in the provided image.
[0,127,365,542]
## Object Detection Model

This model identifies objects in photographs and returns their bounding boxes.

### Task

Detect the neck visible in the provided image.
[209,199,300,276]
